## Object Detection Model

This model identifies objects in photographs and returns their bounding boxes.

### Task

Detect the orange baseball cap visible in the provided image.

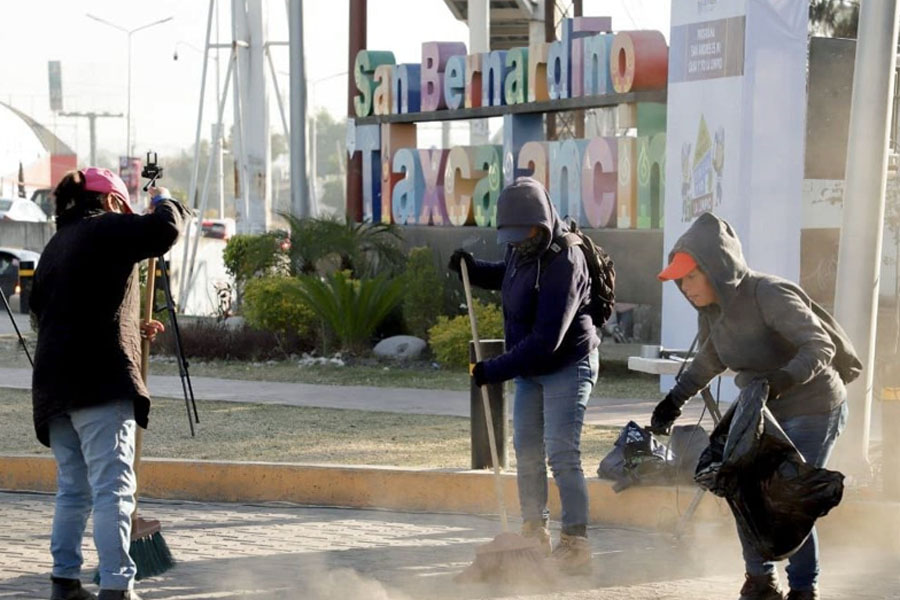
[657,252,697,281]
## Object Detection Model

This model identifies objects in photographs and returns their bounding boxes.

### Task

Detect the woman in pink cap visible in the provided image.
[30,168,189,600]
[650,212,858,600]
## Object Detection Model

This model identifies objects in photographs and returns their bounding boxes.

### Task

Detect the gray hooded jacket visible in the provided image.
[670,213,845,420]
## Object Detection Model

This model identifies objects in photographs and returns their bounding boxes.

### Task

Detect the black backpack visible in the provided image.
[543,219,616,325]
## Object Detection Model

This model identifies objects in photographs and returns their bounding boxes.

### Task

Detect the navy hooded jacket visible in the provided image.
[466,178,600,383]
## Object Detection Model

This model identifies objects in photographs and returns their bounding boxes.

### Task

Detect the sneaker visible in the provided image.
[521,519,551,557]
[786,589,818,600]
[550,533,591,575]
[50,578,96,600]
[739,573,785,600]
[97,591,141,600]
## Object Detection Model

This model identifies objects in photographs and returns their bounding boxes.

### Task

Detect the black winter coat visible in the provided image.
[30,200,189,446]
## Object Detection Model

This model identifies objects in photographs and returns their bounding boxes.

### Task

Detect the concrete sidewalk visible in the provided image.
[0,366,719,429]
[2,491,896,599]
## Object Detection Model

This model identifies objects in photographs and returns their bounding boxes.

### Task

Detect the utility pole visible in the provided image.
[59,111,123,165]
[289,0,310,218]
[833,0,900,475]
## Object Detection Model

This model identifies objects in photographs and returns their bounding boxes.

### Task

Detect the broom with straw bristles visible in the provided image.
[95,257,175,584]
[453,261,554,585]
[129,257,176,579]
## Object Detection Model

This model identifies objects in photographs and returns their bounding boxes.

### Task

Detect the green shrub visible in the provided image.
[243,276,317,340]
[428,300,504,369]
[403,247,444,338]
[222,232,290,305]
[297,270,405,354]
[282,214,406,278]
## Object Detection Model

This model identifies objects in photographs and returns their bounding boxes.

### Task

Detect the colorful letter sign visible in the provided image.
[421,42,467,112]
[354,51,395,117]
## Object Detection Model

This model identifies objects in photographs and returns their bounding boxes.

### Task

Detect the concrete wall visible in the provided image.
[0,221,54,252]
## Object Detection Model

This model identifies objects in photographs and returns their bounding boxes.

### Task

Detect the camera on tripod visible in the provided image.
[141,151,163,191]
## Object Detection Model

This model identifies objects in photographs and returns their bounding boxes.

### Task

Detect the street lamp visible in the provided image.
[85,13,174,159]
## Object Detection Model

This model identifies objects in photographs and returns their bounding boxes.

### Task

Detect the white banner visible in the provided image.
[662,0,808,395]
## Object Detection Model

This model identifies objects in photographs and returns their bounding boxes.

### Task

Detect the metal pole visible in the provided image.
[833,0,900,473]
[310,110,317,209]
[346,0,366,222]
[88,114,97,166]
[126,33,132,159]
[178,0,215,307]
[289,0,309,217]
[266,46,291,140]
[182,54,235,311]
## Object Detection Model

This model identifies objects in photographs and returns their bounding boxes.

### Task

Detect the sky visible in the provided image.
[0,0,670,163]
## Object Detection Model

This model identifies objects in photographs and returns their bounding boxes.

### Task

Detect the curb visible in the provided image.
[1,455,895,549]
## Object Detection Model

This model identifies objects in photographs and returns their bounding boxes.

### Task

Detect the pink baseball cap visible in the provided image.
[82,167,133,213]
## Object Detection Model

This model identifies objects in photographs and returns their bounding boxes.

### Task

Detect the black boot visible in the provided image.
[786,589,818,600]
[739,573,785,600]
[97,591,141,600]
[50,577,96,600]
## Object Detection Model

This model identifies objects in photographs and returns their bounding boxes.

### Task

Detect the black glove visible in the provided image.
[761,369,794,399]
[694,462,726,497]
[471,361,487,387]
[448,249,475,278]
[648,393,682,435]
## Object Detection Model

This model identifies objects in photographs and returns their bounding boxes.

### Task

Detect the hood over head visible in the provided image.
[668,211,749,308]
[495,177,565,251]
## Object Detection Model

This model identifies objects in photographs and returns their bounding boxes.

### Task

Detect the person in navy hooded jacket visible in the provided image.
[448,177,600,575]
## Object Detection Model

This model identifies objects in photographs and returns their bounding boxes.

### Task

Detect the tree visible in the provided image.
[809,0,859,38]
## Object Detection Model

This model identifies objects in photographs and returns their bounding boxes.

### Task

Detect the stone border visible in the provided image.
[1,454,895,549]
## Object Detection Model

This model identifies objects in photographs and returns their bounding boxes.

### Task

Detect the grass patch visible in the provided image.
[0,388,619,469]
[0,339,659,400]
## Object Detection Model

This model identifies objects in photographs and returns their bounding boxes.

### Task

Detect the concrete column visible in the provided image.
[232,0,250,232]
[833,0,900,474]
[289,0,310,218]
[244,0,271,232]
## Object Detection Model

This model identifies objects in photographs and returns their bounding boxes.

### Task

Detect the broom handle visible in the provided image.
[133,257,156,522]
[460,261,509,532]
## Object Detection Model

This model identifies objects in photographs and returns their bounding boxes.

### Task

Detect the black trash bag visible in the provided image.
[598,421,673,491]
[668,424,710,483]
[698,380,845,561]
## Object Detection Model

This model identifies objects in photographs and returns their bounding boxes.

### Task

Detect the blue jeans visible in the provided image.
[48,400,138,590]
[513,350,598,534]
[740,400,848,591]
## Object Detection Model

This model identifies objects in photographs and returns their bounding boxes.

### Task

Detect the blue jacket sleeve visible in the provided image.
[466,257,506,290]
[480,248,588,382]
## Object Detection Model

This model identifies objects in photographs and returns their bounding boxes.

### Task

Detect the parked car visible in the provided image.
[198,218,235,240]
[0,198,48,222]
[0,247,40,299]
[29,188,53,219]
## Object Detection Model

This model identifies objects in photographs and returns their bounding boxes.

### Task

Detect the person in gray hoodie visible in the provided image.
[448,177,600,575]
[650,212,850,600]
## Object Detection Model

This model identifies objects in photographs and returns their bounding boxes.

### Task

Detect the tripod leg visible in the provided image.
[157,258,198,435]
[674,487,706,539]
[0,286,33,367]
[700,387,722,425]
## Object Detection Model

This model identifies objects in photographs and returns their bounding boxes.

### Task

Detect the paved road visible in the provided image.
[1,491,896,600]
[0,366,720,430]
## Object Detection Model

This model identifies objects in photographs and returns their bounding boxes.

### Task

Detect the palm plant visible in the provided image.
[282,214,406,278]
[296,270,405,354]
